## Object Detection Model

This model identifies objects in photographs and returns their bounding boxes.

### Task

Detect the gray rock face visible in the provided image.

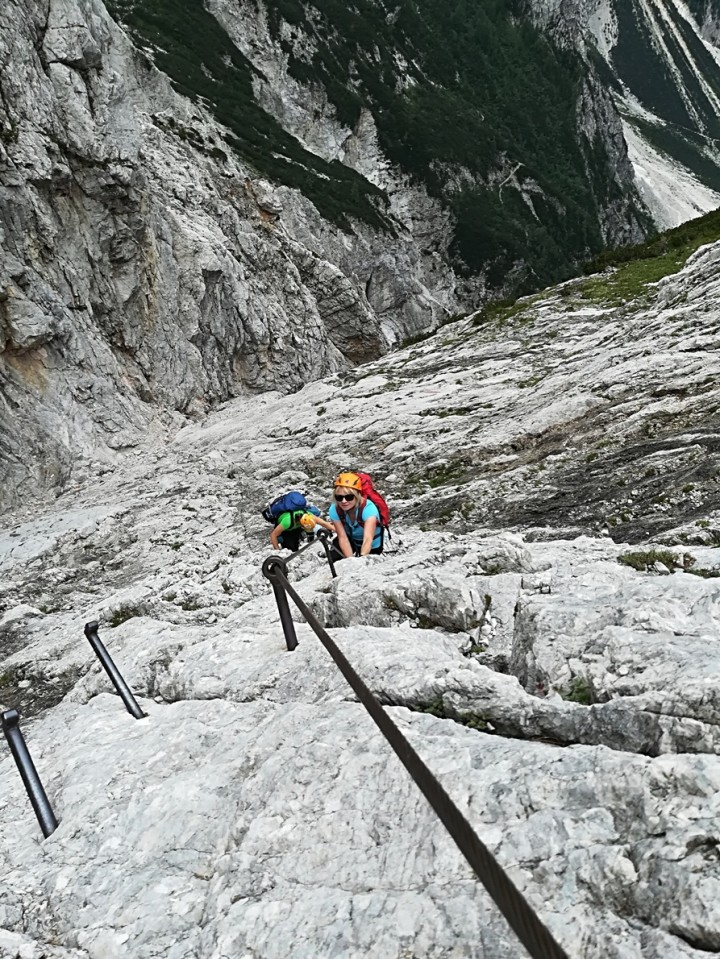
[1,0,462,514]
[1,235,720,957]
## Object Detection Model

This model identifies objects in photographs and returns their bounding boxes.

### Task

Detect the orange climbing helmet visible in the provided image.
[334,471,362,491]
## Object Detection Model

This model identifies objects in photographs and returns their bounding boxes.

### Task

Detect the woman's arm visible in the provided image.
[360,516,377,556]
[316,516,335,532]
[270,523,284,549]
[333,519,354,558]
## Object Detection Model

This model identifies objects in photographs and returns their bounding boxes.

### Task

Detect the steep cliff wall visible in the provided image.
[528,0,720,224]
[3,0,716,514]
[0,0,457,514]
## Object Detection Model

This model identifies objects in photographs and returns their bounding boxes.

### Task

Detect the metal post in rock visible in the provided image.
[2,709,59,838]
[262,555,299,651]
[83,621,146,719]
[316,529,337,578]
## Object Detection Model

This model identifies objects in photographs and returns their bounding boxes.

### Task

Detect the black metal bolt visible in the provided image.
[84,621,146,719]
[2,708,59,838]
[262,555,299,651]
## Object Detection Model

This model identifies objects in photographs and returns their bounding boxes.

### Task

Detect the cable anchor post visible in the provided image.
[262,555,299,651]
[83,621,146,719]
[316,529,337,578]
[2,708,59,839]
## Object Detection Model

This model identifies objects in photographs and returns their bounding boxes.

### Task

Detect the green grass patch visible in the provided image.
[582,206,720,304]
[418,695,446,717]
[416,696,489,731]
[576,252,692,306]
[518,373,546,389]
[400,329,434,348]
[418,405,478,418]
[686,567,720,579]
[617,548,689,572]
[561,676,595,705]
[178,598,203,611]
[108,606,142,627]
[426,460,468,488]
[464,643,488,655]
[472,299,531,327]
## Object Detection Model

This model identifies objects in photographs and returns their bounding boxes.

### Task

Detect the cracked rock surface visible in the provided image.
[2,237,720,956]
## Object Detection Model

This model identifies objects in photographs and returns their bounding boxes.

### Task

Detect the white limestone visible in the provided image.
[622,120,720,229]
[1,1,720,954]
[1,230,720,955]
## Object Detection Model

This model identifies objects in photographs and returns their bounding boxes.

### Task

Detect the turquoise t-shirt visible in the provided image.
[329,500,382,549]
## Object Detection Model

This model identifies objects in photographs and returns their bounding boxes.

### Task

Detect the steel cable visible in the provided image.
[265,562,570,959]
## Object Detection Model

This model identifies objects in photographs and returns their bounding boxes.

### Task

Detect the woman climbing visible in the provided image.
[328,471,384,561]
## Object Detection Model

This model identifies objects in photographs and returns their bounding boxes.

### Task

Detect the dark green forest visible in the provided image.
[105,0,392,230]
[106,0,647,294]
[613,0,720,137]
[610,0,720,195]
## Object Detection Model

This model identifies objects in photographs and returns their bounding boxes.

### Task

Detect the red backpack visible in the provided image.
[355,471,391,530]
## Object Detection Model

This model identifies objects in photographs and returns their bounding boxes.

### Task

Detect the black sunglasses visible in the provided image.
[335,493,355,502]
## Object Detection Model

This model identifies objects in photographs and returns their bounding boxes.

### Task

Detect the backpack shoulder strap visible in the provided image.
[346,497,372,529]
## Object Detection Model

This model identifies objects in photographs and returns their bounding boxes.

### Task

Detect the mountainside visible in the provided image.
[104,0,720,266]
[106,0,653,290]
[3,0,720,513]
[527,0,720,226]
[0,0,456,514]
[1,206,719,959]
[2,4,720,956]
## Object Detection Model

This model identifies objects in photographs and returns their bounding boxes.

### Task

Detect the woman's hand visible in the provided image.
[333,520,354,558]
